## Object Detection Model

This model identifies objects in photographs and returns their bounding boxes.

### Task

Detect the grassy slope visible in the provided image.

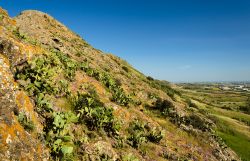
[178,85,250,161]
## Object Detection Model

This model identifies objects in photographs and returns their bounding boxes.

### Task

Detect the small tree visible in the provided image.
[239,97,250,114]
[246,97,250,113]
[154,98,174,116]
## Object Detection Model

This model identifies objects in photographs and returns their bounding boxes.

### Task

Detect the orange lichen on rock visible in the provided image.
[0,7,8,15]
[15,91,43,133]
[0,115,49,160]
[7,36,45,62]
[18,40,45,56]
[0,47,48,160]
[0,7,16,27]
[113,105,132,123]
[0,115,26,146]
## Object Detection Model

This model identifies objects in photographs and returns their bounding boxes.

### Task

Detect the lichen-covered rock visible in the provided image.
[0,54,49,160]
[0,7,49,161]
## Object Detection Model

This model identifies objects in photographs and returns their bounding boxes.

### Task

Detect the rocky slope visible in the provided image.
[0,7,240,160]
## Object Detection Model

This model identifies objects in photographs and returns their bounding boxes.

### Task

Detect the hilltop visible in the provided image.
[0,7,240,160]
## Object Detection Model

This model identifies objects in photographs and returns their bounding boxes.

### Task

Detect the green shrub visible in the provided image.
[57,79,70,96]
[54,51,79,81]
[70,92,120,135]
[101,73,131,106]
[44,111,78,159]
[14,53,78,159]
[154,98,175,116]
[148,93,159,99]
[13,28,28,40]
[152,97,211,131]
[80,62,131,106]
[122,153,140,161]
[113,135,126,148]
[127,120,164,148]
[185,97,198,108]
[127,120,147,148]
[127,130,147,149]
[149,98,188,126]
[0,14,4,21]
[12,28,38,45]
[17,112,35,131]
[111,86,131,106]
[184,114,211,132]
[15,55,56,95]
[146,127,165,143]
[146,76,154,81]
[148,79,181,100]
[239,106,250,114]
[239,97,250,114]
[36,93,53,113]
[122,66,129,72]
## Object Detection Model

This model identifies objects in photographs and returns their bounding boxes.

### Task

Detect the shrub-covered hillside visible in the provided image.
[0,7,240,160]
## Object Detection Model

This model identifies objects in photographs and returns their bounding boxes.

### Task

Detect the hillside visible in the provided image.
[0,7,240,160]
[176,83,250,160]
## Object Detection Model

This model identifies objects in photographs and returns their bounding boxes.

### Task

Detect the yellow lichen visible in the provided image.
[0,115,25,147]
[0,115,47,159]
[15,91,43,133]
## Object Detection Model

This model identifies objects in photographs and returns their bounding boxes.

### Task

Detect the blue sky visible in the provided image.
[1,0,250,82]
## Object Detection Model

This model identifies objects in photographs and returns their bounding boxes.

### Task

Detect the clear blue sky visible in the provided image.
[1,0,250,82]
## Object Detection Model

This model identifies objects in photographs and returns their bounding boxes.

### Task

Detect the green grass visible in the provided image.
[0,14,4,21]
[215,117,250,161]
[217,131,250,161]
[177,84,250,160]
[212,108,250,126]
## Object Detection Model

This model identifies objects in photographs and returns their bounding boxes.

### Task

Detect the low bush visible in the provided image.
[56,52,79,80]
[13,28,28,40]
[0,14,3,20]
[127,120,147,148]
[113,135,126,148]
[148,93,159,99]
[122,153,139,161]
[36,93,53,113]
[13,28,38,45]
[153,99,212,131]
[146,76,154,81]
[153,98,175,116]
[17,112,35,131]
[44,111,78,159]
[146,127,165,143]
[239,98,250,114]
[184,114,212,132]
[122,66,129,72]
[185,97,198,108]
[127,120,164,148]
[70,92,120,135]
[15,55,56,95]
[148,79,181,100]
[15,53,77,159]
[80,62,131,106]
